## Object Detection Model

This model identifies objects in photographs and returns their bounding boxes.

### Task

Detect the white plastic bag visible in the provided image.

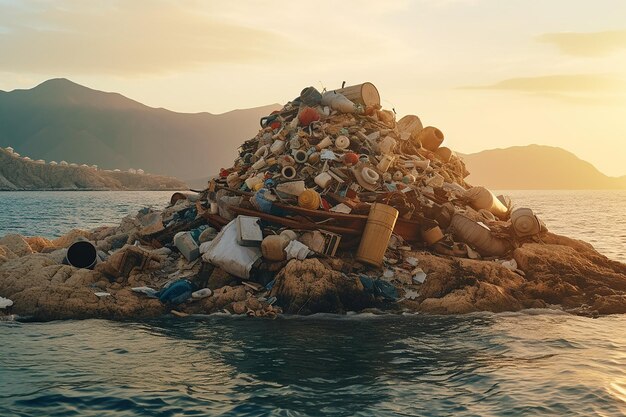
[202,220,262,279]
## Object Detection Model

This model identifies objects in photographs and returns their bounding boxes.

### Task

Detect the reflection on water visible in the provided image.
[1,313,625,416]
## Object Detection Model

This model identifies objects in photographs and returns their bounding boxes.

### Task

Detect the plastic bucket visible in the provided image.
[356,203,399,267]
[418,126,444,151]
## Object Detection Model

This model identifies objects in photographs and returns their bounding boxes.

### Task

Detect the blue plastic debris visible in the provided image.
[157,280,194,305]
[359,275,398,301]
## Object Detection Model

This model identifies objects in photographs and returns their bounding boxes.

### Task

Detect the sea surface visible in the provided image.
[0,190,625,416]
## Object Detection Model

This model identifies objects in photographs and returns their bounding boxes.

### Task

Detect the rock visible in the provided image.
[0,253,164,321]
[231,300,247,314]
[271,259,372,314]
[198,285,247,313]
[25,236,54,252]
[117,216,140,234]
[0,234,33,257]
[95,245,163,281]
[514,233,626,308]
[138,211,164,235]
[103,233,130,251]
[0,245,18,265]
[44,248,68,264]
[592,295,626,315]
[90,226,117,242]
[419,282,522,314]
[52,229,93,248]
[207,267,237,290]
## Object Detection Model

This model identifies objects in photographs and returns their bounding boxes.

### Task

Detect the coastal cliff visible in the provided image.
[0,148,187,191]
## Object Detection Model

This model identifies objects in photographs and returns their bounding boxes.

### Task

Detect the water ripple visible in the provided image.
[1,313,625,416]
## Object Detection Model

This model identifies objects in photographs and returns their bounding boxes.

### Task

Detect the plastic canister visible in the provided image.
[314,172,333,188]
[422,226,444,245]
[449,214,512,257]
[245,175,264,190]
[280,230,298,241]
[270,140,286,155]
[300,86,322,106]
[174,232,200,261]
[254,145,269,158]
[426,173,444,188]
[418,126,444,151]
[510,208,541,237]
[376,155,394,173]
[379,136,397,154]
[463,186,509,220]
[308,152,321,164]
[276,180,305,196]
[252,158,266,170]
[413,159,430,171]
[261,235,289,261]
[316,136,333,151]
[226,172,241,188]
[356,203,399,267]
[66,241,98,269]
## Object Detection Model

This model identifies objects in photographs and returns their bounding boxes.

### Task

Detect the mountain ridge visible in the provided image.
[1,79,623,190]
[0,78,281,180]
[462,144,626,190]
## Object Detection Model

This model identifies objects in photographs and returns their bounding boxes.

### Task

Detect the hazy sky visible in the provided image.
[1,0,625,176]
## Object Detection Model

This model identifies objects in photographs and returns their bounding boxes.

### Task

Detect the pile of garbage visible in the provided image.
[135,82,548,313]
[1,82,563,319]
[197,82,545,266]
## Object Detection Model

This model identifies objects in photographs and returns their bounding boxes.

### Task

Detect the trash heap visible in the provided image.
[151,82,548,313]
[204,82,545,259]
[1,82,559,320]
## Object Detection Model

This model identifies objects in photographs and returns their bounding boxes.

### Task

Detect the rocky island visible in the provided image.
[1,83,624,321]
[0,147,187,191]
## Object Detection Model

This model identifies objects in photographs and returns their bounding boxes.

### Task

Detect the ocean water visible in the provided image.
[1,313,625,416]
[0,191,177,239]
[0,190,625,416]
[0,190,624,262]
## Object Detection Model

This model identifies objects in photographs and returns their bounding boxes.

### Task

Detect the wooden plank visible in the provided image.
[229,206,363,236]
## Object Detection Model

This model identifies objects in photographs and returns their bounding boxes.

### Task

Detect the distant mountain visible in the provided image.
[462,145,626,189]
[0,78,280,181]
[0,148,187,191]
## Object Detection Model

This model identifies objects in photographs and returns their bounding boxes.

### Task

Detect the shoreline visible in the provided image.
[1,84,625,321]
[0,205,624,322]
